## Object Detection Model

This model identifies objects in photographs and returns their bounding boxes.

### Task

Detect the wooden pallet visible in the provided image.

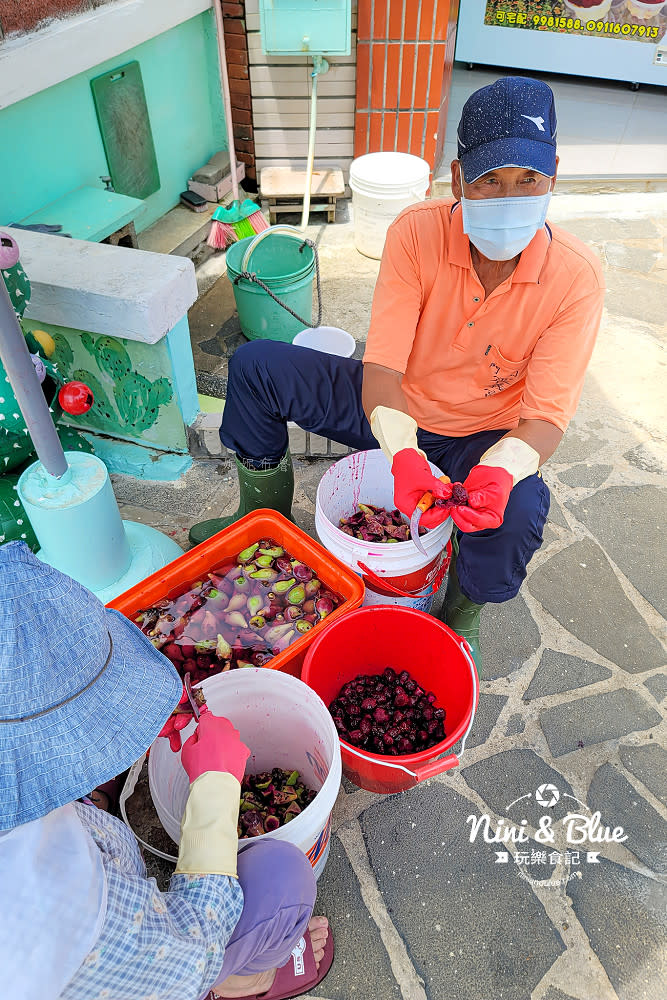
[260,167,345,224]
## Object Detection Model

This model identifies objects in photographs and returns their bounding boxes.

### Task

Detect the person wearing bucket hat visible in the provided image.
[189,76,604,674]
[0,542,334,1000]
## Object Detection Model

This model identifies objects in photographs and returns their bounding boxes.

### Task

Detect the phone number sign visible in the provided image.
[484,2,666,45]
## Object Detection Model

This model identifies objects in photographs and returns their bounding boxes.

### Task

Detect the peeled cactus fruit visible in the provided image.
[134,538,342,685]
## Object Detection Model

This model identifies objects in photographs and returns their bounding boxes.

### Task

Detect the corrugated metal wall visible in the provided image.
[246,0,358,182]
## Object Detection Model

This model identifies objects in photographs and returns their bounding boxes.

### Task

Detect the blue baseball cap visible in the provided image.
[457,77,557,184]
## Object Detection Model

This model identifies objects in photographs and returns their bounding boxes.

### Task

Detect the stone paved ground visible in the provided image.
[116,192,666,1000]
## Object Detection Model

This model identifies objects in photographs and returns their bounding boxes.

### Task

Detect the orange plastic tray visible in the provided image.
[108,509,365,678]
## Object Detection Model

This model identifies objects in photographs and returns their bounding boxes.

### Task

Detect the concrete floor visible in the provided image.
[116,191,667,1000]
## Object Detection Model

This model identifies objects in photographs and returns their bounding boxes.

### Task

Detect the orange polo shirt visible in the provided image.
[363,198,605,436]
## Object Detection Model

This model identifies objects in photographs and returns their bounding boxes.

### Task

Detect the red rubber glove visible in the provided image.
[180,711,250,784]
[450,465,514,532]
[391,448,453,529]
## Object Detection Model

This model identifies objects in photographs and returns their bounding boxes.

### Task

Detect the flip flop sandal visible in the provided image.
[215,925,334,1000]
[86,777,123,815]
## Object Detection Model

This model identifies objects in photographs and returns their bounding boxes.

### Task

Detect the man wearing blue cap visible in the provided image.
[190,77,605,673]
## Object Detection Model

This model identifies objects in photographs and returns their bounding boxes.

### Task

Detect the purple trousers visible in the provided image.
[208,838,316,991]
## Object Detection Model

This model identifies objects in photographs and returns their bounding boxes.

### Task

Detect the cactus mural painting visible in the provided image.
[50,332,173,436]
[26,322,187,450]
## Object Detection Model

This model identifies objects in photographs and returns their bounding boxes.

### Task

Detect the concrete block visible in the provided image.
[18,229,197,344]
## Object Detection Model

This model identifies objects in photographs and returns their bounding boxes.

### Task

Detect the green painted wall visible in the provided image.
[0,12,225,232]
[23,319,189,451]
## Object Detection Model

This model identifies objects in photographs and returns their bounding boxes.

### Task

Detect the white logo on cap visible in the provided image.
[521,114,545,132]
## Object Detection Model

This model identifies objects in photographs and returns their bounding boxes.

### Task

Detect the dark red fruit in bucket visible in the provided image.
[339,503,422,542]
[394,687,409,707]
[328,668,446,755]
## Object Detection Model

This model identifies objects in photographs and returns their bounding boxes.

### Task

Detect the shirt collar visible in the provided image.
[447,201,550,283]
[513,225,550,283]
[447,203,473,269]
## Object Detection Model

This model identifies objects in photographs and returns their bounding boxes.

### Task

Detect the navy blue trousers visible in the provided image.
[221,341,550,604]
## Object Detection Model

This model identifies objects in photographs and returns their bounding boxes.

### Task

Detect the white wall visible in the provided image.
[0,0,212,109]
[246,0,357,183]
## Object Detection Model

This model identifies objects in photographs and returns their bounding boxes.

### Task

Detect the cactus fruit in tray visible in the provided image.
[329,668,446,756]
[339,503,426,542]
[238,768,317,839]
[134,539,342,684]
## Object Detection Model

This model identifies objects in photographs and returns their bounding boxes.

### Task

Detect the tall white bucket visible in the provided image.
[349,152,430,259]
[148,668,342,880]
[315,450,452,613]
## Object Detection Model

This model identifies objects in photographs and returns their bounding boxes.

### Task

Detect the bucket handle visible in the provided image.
[119,753,179,863]
[342,634,479,785]
[358,540,451,600]
[235,224,323,329]
[241,224,306,270]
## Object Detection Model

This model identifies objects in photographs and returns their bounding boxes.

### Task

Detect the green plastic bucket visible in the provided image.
[226,227,316,343]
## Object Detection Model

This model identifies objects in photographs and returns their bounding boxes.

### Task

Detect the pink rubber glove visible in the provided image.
[450,465,514,532]
[180,711,250,784]
[391,448,453,529]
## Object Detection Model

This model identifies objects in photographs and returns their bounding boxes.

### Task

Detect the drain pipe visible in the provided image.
[301,54,329,231]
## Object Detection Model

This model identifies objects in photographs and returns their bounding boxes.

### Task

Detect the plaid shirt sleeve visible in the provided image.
[61,803,244,1000]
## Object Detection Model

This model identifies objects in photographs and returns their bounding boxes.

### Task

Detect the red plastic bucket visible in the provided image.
[301,605,479,793]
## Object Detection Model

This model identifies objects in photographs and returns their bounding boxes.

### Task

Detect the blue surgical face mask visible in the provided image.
[460,192,552,261]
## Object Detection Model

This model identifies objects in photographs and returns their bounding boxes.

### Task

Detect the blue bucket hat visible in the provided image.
[0,541,182,830]
[457,76,557,184]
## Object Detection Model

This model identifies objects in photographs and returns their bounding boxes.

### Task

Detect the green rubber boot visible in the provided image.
[189,451,294,547]
[443,533,485,675]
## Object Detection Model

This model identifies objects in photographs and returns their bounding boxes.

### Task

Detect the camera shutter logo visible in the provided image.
[535,784,560,808]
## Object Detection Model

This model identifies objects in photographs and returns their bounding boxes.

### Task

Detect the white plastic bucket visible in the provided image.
[349,152,430,259]
[148,668,342,880]
[292,326,356,358]
[315,450,452,613]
